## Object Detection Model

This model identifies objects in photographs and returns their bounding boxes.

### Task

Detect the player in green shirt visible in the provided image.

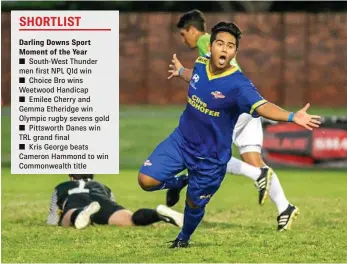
[168,9,299,232]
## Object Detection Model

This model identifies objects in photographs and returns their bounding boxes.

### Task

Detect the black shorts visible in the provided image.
[62,193,125,225]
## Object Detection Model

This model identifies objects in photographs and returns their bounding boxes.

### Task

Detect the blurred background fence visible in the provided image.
[2,2,347,106]
[1,1,347,169]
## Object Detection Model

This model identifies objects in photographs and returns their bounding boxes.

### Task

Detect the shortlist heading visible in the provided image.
[19,16,82,27]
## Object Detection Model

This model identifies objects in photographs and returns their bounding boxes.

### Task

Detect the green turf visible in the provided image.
[2,105,347,262]
[2,168,347,262]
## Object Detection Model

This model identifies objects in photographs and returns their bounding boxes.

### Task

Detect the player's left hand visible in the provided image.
[293,103,321,130]
[168,54,183,79]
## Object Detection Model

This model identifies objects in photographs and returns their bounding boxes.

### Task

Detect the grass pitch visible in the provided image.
[1,106,347,262]
[2,169,346,262]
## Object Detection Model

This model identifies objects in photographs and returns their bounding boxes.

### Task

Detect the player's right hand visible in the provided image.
[168,54,184,79]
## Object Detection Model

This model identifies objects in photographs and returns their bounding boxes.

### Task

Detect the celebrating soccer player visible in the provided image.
[138,21,320,248]
[168,9,302,231]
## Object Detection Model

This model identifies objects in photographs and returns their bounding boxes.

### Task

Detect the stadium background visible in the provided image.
[1,1,347,263]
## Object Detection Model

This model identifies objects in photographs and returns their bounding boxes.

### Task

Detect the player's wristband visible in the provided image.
[178,67,184,76]
[288,112,295,122]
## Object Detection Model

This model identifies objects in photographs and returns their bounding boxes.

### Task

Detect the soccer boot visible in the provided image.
[156,204,183,228]
[254,167,273,205]
[166,174,188,207]
[169,238,189,248]
[277,204,300,231]
[74,201,101,230]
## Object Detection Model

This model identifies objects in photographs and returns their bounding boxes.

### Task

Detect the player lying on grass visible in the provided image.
[166,9,299,231]
[138,21,321,248]
[47,174,183,229]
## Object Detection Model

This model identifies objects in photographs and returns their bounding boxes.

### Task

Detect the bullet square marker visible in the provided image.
[19,144,25,150]
[19,96,25,102]
[19,58,25,64]
[19,125,25,131]
[19,77,25,83]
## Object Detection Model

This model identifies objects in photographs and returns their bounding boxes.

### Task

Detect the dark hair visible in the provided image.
[69,174,94,180]
[210,22,242,49]
[176,9,206,32]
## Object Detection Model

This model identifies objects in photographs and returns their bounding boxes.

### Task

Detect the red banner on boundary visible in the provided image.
[262,117,347,168]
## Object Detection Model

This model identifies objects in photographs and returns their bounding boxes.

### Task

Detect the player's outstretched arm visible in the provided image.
[257,102,321,130]
[168,54,193,83]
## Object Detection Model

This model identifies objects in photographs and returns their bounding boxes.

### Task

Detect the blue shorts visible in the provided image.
[140,130,227,207]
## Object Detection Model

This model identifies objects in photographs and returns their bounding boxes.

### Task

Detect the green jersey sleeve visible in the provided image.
[197,34,211,56]
[231,58,242,72]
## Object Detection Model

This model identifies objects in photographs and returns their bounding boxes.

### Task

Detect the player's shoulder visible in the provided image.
[229,70,253,86]
[195,56,209,65]
[86,179,102,186]
[88,180,110,190]
[199,33,211,42]
[54,180,74,190]
[197,33,211,47]
[219,70,255,94]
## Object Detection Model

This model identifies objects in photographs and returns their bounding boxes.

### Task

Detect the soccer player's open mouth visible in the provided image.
[219,55,226,65]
